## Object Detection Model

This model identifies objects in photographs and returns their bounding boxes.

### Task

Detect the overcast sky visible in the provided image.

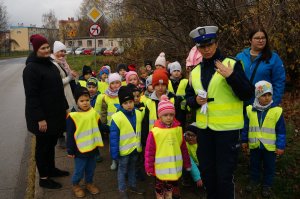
[4,0,82,27]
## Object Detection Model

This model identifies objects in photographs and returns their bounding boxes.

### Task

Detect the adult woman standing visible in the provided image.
[236,28,286,106]
[23,34,69,189]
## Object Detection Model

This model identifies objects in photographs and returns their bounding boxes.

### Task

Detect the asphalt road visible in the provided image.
[0,57,32,199]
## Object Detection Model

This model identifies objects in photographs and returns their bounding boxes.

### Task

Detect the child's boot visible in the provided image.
[72,185,85,198]
[110,160,117,170]
[86,183,100,194]
[164,191,172,199]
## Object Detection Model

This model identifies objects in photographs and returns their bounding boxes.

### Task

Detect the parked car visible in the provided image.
[114,47,124,56]
[99,47,107,55]
[66,47,73,55]
[91,48,104,55]
[82,48,94,55]
[74,47,85,55]
[103,47,119,56]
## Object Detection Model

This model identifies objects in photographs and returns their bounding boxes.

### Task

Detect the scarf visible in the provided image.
[105,87,119,97]
[252,98,273,111]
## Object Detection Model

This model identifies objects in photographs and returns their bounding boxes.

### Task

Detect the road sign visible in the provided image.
[89,24,101,36]
[68,30,76,37]
[87,7,103,22]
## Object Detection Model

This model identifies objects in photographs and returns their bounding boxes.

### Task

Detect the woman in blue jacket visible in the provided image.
[236,28,285,106]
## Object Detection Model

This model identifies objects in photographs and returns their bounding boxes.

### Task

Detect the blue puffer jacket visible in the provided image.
[236,48,285,106]
[110,105,137,160]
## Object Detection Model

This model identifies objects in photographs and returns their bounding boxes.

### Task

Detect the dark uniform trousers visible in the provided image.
[197,128,240,199]
[35,133,59,177]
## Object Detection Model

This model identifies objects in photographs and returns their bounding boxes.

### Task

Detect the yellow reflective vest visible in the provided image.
[146,97,175,131]
[246,105,282,151]
[186,142,199,165]
[112,110,142,156]
[168,79,189,110]
[152,126,183,181]
[69,108,104,153]
[191,58,244,130]
[78,80,87,88]
[98,81,108,94]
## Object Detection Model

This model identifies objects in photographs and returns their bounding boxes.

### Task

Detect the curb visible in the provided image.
[25,136,36,199]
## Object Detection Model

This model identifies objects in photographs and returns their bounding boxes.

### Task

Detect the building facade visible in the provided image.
[64,37,123,49]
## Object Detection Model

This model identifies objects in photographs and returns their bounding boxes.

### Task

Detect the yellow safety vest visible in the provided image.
[186,142,199,165]
[78,80,87,88]
[121,81,127,86]
[98,81,108,94]
[140,95,149,105]
[247,105,282,151]
[104,95,119,126]
[152,126,183,181]
[69,108,104,153]
[168,79,189,110]
[112,110,142,156]
[191,58,244,130]
[146,97,175,131]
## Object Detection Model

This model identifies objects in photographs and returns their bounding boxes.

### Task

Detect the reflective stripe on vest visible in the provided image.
[146,97,175,131]
[104,95,119,126]
[98,81,108,94]
[112,110,142,156]
[247,105,282,151]
[191,58,244,130]
[152,126,183,181]
[78,80,87,88]
[69,108,104,153]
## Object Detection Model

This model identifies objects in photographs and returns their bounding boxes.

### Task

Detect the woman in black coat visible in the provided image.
[23,34,69,189]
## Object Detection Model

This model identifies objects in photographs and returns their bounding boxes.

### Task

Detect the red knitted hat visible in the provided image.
[30,34,48,52]
[157,95,175,117]
[152,68,169,88]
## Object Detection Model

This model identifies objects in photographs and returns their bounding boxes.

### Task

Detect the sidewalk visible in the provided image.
[34,139,205,199]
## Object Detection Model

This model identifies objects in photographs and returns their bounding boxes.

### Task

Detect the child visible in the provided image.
[94,73,122,170]
[155,52,166,69]
[117,63,127,85]
[110,85,145,198]
[241,80,286,198]
[183,124,203,188]
[127,83,145,111]
[139,66,148,88]
[141,69,179,147]
[168,61,189,129]
[98,66,109,94]
[145,60,154,75]
[125,71,140,87]
[78,65,92,87]
[140,75,153,104]
[66,87,104,198]
[145,95,191,199]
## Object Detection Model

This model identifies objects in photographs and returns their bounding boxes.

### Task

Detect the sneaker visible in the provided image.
[119,190,129,199]
[72,185,85,198]
[49,168,70,177]
[86,183,100,194]
[261,186,272,198]
[39,178,62,189]
[128,186,145,195]
[110,160,117,170]
[245,181,259,192]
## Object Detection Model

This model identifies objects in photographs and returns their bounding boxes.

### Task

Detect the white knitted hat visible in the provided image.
[53,41,66,54]
[168,61,182,73]
[155,52,166,67]
[108,73,122,84]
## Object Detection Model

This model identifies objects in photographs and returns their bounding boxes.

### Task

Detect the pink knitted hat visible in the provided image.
[157,95,175,117]
[125,71,139,84]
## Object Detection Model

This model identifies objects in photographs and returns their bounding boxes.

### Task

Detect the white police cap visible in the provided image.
[189,26,218,46]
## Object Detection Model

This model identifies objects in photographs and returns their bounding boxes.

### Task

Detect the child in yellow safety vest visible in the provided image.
[94,73,122,170]
[241,80,286,198]
[66,87,104,198]
[97,66,109,94]
[78,65,92,87]
[145,95,191,199]
[183,124,203,188]
[110,85,145,198]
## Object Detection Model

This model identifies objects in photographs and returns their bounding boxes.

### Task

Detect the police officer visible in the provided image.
[186,26,254,199]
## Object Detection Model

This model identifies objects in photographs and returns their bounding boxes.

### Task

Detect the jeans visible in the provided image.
[118,151,138,191]
[250,146,276,187]
[72,155,96,185]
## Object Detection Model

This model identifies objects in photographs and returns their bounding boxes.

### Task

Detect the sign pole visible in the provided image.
[94,37,97,69]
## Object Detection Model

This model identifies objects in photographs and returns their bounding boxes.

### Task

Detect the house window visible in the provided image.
[109,40,114,47]
[87,40,92,47]
[98,40,103,47]
[77,41,82,47]
[68,41,73,47]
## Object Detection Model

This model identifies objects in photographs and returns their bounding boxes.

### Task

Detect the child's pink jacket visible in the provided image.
[144,119,191,175]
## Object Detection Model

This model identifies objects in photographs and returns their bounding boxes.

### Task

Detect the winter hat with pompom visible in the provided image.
[152,68,169,88]
[157,95,175,117]
[155,52,166,67]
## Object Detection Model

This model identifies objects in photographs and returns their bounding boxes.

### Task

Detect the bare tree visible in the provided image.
[0,1,8,31]
[42,9,58,29]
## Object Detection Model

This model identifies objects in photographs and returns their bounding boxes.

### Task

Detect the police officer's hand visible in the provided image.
[276,149,284,156]
[196,96,207,106]
[215,60,233,78]
[38,120,47,132]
